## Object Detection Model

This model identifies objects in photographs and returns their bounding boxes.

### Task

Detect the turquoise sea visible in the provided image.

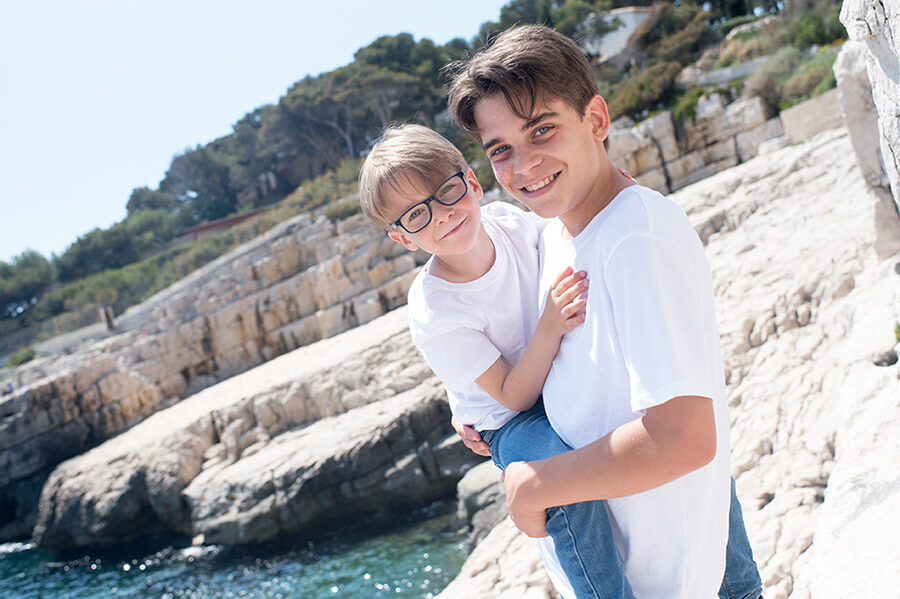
[0,500,468,599]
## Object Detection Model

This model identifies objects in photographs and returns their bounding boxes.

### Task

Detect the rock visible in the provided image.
[456,460,507,544]
[184,383,476,545]
[841,0,900,213]
[0,212,427,543]
[436,519,559,599]
[31,307,480,552]
[834,41,887,188]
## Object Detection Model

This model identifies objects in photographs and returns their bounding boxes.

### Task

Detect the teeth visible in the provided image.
[524,173,557,192]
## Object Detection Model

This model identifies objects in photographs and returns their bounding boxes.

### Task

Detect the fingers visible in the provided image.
[550,265,575,290]
[452,417,492,456]
[555,276,588,306]
[465,439,492,457]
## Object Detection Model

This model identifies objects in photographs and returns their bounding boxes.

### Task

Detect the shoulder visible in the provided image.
[482,200,547,237]
[600,185,699,255]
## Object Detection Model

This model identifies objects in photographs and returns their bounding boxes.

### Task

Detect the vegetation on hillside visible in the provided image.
[1,0,846,357]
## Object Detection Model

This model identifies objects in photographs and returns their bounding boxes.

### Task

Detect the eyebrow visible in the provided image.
[481,110,560,152]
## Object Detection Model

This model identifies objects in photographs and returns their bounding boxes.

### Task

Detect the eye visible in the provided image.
[534,125,553,138]
[489,144,509,158]
[408,207,426,220]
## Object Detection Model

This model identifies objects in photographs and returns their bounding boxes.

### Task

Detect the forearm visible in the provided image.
[511,396,717,508]
[495,317,561,411]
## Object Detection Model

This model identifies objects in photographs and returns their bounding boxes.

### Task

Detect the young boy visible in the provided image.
[446,24,762,599]
[359,123,633,598]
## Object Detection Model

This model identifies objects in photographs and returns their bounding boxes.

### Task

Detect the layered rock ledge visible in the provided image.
[32,308,482,551]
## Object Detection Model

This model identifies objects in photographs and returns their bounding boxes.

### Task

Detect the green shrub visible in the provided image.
[673,86,718,123]
[324,199,361,221]
[895,322,900,343]
[717,15,762,37]
[743,46,805,110]
[7,346,36,367]
[779,47,839,108]
[609,62,683,121]
[793,13,827,47]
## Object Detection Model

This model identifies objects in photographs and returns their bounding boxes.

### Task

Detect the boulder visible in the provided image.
[841,0,900,213]
[32,307,480,552]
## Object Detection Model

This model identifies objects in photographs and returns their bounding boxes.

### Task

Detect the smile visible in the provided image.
[523,173,558,192]
[442,216,467,239]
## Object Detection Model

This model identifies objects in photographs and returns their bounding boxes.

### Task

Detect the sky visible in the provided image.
[0,0,510,263]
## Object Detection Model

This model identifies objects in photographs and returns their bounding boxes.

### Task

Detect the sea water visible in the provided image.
[0,500,468,599]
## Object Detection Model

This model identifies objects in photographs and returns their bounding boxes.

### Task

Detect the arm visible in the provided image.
[474,266,587,412]
[504,395,716,537]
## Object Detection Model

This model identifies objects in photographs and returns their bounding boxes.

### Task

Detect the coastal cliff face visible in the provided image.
[31,308,483,551]
[0,213,421,540]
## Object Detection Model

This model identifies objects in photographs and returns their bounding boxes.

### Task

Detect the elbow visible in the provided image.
[679,415,717,473]
[687,430,717,471]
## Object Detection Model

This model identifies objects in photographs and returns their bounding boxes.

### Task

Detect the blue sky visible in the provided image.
[0,0,509,263]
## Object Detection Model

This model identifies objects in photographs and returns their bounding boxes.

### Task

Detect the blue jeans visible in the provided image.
[481,399,762,599]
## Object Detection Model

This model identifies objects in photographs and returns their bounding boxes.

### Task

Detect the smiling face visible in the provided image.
[384,168,485,260]
[474,93,616,234]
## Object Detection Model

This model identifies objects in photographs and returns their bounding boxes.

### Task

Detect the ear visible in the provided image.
[466,168,484,201]
[387,229,419,251]
[585,94,611,144]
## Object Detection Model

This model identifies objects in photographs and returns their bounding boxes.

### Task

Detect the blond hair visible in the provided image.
[446,25,599,140]
[359,124,469,230]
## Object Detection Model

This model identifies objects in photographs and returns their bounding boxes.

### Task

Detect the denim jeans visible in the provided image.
[481,399,762,599]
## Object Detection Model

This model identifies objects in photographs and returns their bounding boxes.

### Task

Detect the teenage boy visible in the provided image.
[359,123,635,598]
[446,25,762,599]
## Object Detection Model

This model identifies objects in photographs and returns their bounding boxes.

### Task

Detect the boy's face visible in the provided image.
[384,168,485,257]
[474,93,610,224]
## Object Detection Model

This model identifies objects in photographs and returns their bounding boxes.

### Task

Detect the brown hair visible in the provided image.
[446,25,599,140]
[358,124,469,230]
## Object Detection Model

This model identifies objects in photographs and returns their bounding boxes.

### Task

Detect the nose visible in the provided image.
[516,143,542,174]
[431,199,455,225]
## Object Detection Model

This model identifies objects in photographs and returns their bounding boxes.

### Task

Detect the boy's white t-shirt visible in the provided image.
[407,201,546,432]
[538,185,731,599]
[406,201,576,599]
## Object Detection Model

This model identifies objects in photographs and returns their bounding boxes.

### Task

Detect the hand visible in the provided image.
[503,461,549,538]
[541,266,588,336]
[451,415,492,457]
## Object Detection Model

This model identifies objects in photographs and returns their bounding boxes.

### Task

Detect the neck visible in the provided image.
[560,161,634,238]
[430,225,496,283]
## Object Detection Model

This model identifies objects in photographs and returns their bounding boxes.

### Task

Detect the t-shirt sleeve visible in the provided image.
[415,326,501,387]
[605,233,720,412]
[407,283,502,388]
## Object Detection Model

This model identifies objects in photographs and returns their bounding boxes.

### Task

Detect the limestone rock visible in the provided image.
[841,0,900,213]
[456,460,507,544]
[0,211,426,543]
[32,308,481,551]
[834,41,886,189]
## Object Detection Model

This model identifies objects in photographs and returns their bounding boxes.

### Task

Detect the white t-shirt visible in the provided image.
[406,200,577,599]
[538,185,730,599]
[407,201,546,432]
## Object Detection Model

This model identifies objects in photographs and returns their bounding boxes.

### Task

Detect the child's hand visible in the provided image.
[540,266,588,335]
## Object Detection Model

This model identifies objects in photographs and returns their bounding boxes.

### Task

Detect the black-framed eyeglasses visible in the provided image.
[390,170,468,234]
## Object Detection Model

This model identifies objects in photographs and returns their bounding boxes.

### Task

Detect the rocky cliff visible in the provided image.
[31,307,482,551]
